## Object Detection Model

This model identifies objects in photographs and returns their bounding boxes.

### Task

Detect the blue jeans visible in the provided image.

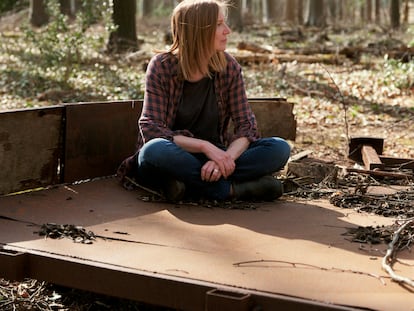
[135,137,290,200]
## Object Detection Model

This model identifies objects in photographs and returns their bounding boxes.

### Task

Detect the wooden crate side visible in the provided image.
[249,98,296,141]
[0,107,63,195]
[0,98,296,191]
[63,101,142,183]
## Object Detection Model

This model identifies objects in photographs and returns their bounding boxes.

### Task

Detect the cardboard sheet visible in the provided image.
[0,178,413,310]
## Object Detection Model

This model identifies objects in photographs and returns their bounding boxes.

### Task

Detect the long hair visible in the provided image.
[169,0,228,80]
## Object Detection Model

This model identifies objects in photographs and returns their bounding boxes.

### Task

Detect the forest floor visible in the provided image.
[0,11,414,310]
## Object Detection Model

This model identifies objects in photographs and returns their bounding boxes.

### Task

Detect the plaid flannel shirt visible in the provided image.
[117,51,259,182]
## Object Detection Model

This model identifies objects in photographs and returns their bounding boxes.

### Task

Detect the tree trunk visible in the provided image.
[107,0,139,53]
[366,0,372,22]
[337,0,343,22]
[228,0,243,32]
[327,0,336,24]
[390,0,400,29]
[306,0,326,27]
[59,0,79,18]
[285,0,296,23]
[262,0,268,23]
[297,0,304,24]
[142,0,153,17]
[375,0,381,23]
[29,0,49,27]
[266,0,285,23]
[403,0,409,23]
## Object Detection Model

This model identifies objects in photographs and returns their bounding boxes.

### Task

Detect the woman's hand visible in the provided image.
[201,160,222,182]
[202,144,235,179]
[173,135,236,179]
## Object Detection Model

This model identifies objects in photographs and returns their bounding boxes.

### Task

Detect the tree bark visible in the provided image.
[29,0,49,27]
[285,0,296,23]
[306,0,326,27]
[390,0,400,29]
[229,0,244,32]
[366,0,372,22]
[297,0,304,24]
[403,0,409,23]
[327,0,336,24]
[142,0,153,17]
[375,0,381,23]
[107,0,139,53]
[59,0,79,18]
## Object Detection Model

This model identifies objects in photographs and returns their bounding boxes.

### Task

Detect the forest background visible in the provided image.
[0,1,413,309]
[1,0,413,162]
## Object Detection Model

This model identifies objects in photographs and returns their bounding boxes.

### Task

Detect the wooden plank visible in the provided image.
[379,156,414,170]
[64,98,296,183]
[0,98,296,189]
[64,101,142,183]
[361,145,384,170]
[249,98,296,141]
[0,107,62,195]
[0,178,412,311]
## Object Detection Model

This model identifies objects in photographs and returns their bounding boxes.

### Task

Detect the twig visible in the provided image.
[233,259,386,285]
[320,64,350,150]
[382,218,414,288]
[124,176,163,198]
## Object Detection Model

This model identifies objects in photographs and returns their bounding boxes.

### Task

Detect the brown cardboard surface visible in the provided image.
[0,178,413,310]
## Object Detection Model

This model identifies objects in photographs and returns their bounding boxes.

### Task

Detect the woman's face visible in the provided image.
[214,10,231,51]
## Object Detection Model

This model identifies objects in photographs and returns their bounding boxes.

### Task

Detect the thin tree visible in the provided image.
[366,0,372,22]
[107,0,139,53]
[375,0,381,24]
[390,0,400,29]
[228,0,243,32]
[30,0,49,27]
[142,0,153,17]
[403,0,409,24]
[305,0,326,27]
[285,0,296,24]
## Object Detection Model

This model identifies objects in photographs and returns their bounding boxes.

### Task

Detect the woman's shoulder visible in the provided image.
[147,52,179,76]
[223,51,241,70]
[150,52,178,66]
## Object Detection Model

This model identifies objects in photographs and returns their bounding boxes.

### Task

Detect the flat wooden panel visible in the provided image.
[249,98,296,141]
[64,101,142,183]
[0,178,411,311]
[63,99,295,183]
[0,107,62,195]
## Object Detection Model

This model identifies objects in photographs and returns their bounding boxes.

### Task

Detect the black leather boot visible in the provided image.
[233,176,283,201]
[163,178,186,202]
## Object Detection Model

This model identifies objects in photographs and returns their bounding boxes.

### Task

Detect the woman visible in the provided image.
[118,0,290,202]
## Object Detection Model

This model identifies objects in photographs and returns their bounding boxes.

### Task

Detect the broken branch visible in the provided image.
[382,218,414,288]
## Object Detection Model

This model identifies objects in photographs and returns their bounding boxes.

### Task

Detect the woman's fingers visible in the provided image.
[201,162,222,182]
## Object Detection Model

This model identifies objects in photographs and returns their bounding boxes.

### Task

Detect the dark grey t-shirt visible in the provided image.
[173,77,220,146]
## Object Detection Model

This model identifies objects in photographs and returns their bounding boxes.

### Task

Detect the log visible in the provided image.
[234,50,346,65]
[237,41,273,54]
[272,53,346,65]
[345,167,413,179]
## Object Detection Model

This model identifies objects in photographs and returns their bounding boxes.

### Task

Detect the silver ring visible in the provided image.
[213,169,219,173]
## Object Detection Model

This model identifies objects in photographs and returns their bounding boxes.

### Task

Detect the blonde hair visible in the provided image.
[169,0,229,80]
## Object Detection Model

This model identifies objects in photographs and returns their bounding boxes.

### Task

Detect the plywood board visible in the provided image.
[250,98,296,140]
[0,178,412,310]
[64,101,142,183]
[0,107,62,195]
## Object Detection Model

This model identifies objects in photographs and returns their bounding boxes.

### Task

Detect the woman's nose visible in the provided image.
[224,23,231,34]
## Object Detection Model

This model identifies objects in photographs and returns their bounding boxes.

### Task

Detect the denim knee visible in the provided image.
[138,138,171,166]
[270,137,291,163]
[258,137,290,161]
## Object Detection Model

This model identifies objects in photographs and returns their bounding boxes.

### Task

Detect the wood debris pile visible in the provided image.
[0,278,63,311]
[35,223,96,244]
[330,189,414,217]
